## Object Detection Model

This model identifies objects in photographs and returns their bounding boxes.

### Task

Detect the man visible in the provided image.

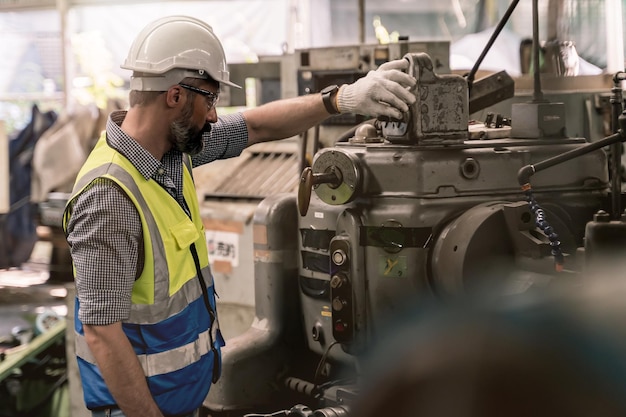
[63,15,416,417]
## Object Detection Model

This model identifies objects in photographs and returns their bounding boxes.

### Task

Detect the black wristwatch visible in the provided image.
[321,85,340,115]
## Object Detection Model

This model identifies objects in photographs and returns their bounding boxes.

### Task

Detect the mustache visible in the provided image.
[200,122,212,137]
[172,122,212,155]
[186,123,212,155]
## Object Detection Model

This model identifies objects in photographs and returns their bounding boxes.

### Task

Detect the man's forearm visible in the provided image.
[241,59,416,148]
[243,94,329,146]
[84,322,164,417]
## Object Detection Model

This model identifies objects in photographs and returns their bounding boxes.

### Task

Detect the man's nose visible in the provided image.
[206,106,218,123]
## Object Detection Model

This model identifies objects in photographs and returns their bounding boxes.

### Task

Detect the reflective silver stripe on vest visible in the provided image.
[71,162,216,324]
[71,163,169,305]
[130,264,214,324]
[75,322,219,377]
[71,154,221,372]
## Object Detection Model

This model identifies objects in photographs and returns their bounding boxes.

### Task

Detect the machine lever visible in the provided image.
[298,167,341,216]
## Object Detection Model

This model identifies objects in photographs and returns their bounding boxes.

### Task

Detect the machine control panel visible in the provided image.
[329,238,354,344]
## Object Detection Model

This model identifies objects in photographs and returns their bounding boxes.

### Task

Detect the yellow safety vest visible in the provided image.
[63,133,222,414]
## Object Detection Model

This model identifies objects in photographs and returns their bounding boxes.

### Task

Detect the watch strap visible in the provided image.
[321,85,340,115]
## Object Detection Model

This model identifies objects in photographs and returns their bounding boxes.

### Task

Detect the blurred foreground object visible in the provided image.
[353,277,626,417]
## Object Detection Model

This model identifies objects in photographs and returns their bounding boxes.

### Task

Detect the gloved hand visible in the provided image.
[337,59,417,119]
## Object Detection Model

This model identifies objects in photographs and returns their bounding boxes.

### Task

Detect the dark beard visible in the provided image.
[170,101,212,155]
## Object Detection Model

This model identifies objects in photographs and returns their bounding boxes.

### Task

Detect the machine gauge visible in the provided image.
[312,149,361,206]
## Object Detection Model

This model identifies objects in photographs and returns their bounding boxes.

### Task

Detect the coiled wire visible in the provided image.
[523,187,564,271]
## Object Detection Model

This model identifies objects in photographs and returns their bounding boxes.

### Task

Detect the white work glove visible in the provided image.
[337,59,417,119]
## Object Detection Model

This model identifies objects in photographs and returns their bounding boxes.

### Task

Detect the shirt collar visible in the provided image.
[107,110,171,180]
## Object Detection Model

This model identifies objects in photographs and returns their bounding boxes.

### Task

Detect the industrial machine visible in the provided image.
[202,0,626,414]
[204,40,626,417]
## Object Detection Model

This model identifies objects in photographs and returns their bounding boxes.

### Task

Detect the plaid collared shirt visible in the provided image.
[66,110,248,325]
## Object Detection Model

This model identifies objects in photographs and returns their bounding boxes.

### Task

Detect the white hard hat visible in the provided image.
[121,15,241,91]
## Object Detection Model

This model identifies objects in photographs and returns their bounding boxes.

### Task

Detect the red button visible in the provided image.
[334,321,346,332]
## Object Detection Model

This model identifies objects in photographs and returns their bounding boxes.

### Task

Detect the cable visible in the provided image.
[314,341,340,385]
[243,411,289,417]
[522,185,564,272]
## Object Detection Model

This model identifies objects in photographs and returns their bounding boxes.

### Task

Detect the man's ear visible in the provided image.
[165,86,182,107]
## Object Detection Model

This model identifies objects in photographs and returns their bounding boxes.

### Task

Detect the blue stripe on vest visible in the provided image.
[74,297,223,413]
[123,297,212,354]
[148,353,213,408]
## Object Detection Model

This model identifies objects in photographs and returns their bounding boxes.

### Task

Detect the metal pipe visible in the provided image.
[358,0,365,44]
[610,73,626,218]
[605,0,625,73]
[58,0,70,109]
[532,0,544,102]
[518,131,624,186]
[313,124,320,156]
[466,0,520,88]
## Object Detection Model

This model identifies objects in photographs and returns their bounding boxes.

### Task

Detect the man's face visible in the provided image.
[169,97,211,155]
[170,81,219,155]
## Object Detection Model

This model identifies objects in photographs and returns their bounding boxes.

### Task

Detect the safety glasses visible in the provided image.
[178,83,219,110]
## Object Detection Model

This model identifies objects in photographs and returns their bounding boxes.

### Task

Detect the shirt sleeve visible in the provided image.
[65,178,142,325]
[192,112,248,167]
